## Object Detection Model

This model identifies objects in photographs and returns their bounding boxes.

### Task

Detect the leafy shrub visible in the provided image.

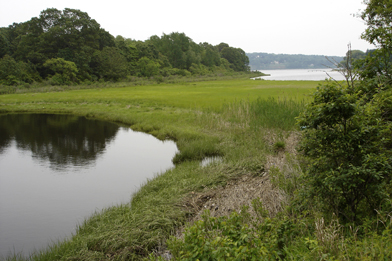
[0,55,38,85]
[167,200,298,260]
[43,58,78,85]
[297,79,392,224]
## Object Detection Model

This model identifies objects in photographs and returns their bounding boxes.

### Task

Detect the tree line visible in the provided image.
[247,52,344,70]
[0,8,250,86]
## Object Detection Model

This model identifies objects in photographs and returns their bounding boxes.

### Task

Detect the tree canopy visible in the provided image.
[0,8,250,85]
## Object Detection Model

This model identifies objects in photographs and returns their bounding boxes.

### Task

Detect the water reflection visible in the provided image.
[0,114,178,257]
[0,114,119,171]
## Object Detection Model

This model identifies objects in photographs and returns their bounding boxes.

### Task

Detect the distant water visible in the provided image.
[255,69,346,81]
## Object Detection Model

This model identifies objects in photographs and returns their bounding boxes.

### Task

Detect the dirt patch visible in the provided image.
[265,131,300,171]
[182,173,284,224]
[181,131,300,225]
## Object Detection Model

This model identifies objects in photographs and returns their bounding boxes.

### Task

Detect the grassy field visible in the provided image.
[1,79,315,109]
[1,79,318,260]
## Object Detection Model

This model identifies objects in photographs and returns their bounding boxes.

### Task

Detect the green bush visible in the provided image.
[297,79,392,224]
[0,55,38,85]
[43,58,78,85]
[167,200,299,261]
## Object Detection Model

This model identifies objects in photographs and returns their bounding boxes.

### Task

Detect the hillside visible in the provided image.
[247,52,344,70]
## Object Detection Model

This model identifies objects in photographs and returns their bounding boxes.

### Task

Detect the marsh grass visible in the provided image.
[249,97,306,131]
[0,79,317,260]
[0,71,264,95]
[3,79,390,260]
[172,137,223,164]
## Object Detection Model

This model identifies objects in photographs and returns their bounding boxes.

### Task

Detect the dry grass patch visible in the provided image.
[185,174,284,222]
[180,131,301,228]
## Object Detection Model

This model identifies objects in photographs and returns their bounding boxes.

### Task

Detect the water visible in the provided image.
[0,114,178,257]
[255,69,346,81]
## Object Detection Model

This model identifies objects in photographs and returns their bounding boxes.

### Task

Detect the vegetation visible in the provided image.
[167,1,392,260]
[247,52,344,70]
[0,8,250,87]
[1,1,392,260]
[0,78,315,260]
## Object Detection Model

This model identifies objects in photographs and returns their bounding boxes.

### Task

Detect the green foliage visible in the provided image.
[339,49,366,69]
[168,212,269,260]
[13,8,105,80]
[0,28,11,58]
[360,0,392,82]
[296,0,392,225]
[221,46,250,72]
[0,55,38,85]
[43,58,78,85]
[93,47,128,81]
[137,57,160,78]
[189,63,210,75]
[298,80,392,224]
[2,9,250,85]
[201,43,221,68]
[360,0,392,50]
[167,201,300,261]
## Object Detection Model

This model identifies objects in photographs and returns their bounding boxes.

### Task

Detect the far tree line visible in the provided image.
[0,8,250,86]
[247,52,345,70]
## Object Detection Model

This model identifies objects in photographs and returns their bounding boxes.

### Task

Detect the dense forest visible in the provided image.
[247,52,344,70]
[0,8,250,86]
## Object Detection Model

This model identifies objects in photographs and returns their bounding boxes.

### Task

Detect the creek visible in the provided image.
[0,114,178,257]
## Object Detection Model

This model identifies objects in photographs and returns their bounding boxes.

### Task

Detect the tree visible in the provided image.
[297,80,392,223]
[298,0,392,224]
[92,47,128,81]
[0,28,11,58]
[149,32,204,71]
[137,57,160,77]
[13,8,111,80]
[360,0,392,49]
[114,36,139,74]
[339,49,366,69]
[200,43,221,68]
[217,42,229,52]
[43,58,78,85]
[360,0,392,81]
[220,46,250,72]
[0,55,38,85]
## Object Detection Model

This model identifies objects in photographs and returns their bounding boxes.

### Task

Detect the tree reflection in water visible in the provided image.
[0,114,120,170]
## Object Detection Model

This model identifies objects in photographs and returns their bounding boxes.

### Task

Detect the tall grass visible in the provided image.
[249,97,306,131]
[216,97,306,132]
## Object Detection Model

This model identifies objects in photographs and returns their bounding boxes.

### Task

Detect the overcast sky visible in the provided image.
[1,0,374,56]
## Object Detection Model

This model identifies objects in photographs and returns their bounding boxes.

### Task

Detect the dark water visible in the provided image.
[0,114,178,257]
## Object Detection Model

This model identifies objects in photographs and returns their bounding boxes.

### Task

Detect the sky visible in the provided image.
[0,0,374,57]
